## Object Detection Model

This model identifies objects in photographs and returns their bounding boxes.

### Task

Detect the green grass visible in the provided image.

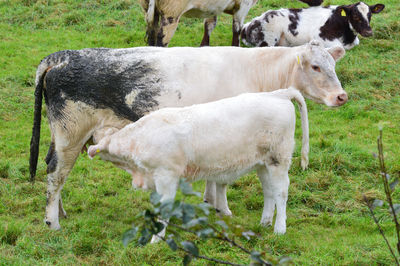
[0,0,399,264]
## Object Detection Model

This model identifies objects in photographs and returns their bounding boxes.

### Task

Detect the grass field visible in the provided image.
[0,0,399,264]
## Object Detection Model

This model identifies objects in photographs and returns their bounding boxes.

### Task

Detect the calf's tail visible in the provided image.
[285,87,309,170]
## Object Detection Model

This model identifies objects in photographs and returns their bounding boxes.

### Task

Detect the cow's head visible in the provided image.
[340,2,385,37]
[294,40,347,107]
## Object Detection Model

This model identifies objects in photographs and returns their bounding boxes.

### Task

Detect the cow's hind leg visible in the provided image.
[203,180,216,206]
[45,141,82,230]
[200,16,217,46]
[215,183,232,216]
[257,166,275,226]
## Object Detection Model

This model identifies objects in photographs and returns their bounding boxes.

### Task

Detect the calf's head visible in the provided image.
[295,40,347,107]
[340,2,385,37]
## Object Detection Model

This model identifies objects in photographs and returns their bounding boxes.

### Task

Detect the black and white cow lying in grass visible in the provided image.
[88,88,309,238]
[30,41,346,230]
[241,2,385,49]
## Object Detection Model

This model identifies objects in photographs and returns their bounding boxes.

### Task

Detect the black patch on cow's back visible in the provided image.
[319,7,357,46]
[43,48,162,123]
[288,9,302,36]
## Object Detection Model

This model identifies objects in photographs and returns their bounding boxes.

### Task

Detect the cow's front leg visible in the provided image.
[232,0,254,46]
[150,170,179,243]
[156,16,180,47]
[215,183,232,216]
[200,16,217,46]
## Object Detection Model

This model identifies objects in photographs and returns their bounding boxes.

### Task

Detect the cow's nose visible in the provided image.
[336,93,348,106]
[362,29,373,37]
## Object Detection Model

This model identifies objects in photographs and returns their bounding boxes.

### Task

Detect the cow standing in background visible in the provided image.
[241,2,384,49]
[138,0,323,47]
[30,41,346,230]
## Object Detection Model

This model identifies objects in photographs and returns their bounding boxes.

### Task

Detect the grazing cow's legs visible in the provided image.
[215,183,232,216]
[150,170,179,243]
[257,166,276,226]
[156,16,180,47]
[232,1,254,46]
[200,16,217,46]
[45,140,82,230]
[264,164,290,235]
[203,180,216,206]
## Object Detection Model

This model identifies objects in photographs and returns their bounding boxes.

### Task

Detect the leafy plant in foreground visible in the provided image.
[122,180,291,265]
[363,129,400,265]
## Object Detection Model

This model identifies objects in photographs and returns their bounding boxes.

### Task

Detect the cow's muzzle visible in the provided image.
[361,29,373,37]
[336,93,348,106]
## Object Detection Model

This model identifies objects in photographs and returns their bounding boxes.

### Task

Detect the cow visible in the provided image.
[30,40,347,230]
[138,0,324,47]
[88,88,309,239]
[240,2,385,50]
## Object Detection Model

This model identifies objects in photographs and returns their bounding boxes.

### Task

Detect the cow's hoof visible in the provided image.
[219,209,232,216]
[260,217,273,227]
[44,220,61,230]
[59,210,67,218]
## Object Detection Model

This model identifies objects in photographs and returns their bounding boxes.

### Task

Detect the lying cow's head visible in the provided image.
[295,40,347,107]
[340,2,385,37]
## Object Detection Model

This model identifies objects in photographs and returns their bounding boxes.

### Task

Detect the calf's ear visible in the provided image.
[370,4,385,14]
[326,46,345,62]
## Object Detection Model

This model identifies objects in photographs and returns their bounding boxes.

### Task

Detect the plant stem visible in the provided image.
[364,196,399,266]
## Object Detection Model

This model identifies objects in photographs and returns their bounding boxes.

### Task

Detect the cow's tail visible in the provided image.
[29,60,52,183]
[282,87,309,170]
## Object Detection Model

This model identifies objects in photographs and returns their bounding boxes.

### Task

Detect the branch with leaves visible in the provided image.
[122,180,291,265]
[363,128,400,266]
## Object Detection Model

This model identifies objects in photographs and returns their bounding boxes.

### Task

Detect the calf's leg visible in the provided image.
[150,170,179,243]
[257,166,276,226]
[215,183,232,216]
[232,1,255,46]
[203,181,216,206]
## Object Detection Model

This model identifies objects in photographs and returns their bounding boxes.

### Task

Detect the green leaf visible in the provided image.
[138,228,153,246]
[182,203,196,224]
[150,192,162,205]
[181,241,199,256]
[242,230,256,240]
[372,199,384,210]
[185,217,208,228]
[389,204,400,215]
[179,179,201,197]
[197,202,211,215]
[166,238,178,251]
[160,199,175,219]
[278,256,293,265]
[216,220,228,230]
[390,178,399,192]
[197,228,214,239]
[251,251,264,264]
[122,227,138,247]
[183,254,192,266]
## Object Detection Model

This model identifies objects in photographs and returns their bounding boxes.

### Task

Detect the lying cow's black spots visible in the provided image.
[288,9,302,36]
[263,11,281,23]
[44,49,162,123]
[243,20,265,46]
[319,7,357,46]
[299,0,323,6]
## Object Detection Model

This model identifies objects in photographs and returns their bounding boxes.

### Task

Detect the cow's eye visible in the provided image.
[312,65,321,72]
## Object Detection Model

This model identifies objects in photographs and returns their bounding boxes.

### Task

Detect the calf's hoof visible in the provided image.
[260,217,273,227]
[150,235,162,244]
[216,208,232,216]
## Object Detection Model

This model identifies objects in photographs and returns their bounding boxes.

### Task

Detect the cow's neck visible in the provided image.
[251,47,298,92]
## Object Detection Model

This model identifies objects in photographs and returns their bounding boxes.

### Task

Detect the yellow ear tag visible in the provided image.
[297,55,300,65]
[341,9,346,17]
[96,149,100,153]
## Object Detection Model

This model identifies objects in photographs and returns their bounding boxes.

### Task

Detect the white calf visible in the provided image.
[88,88,309,238]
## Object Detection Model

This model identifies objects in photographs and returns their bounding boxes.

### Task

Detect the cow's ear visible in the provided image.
[327,46,345,62]
[88,145,100,159]
[370,4,385,14]
[338,5,350,18]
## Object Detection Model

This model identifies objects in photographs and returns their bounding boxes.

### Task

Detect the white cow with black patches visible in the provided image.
[30,41,347,230]
[88,88,309,239]
[241,2,385,50]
